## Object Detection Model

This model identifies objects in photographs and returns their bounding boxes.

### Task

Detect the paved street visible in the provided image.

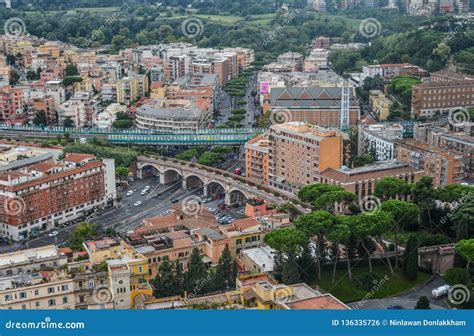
[0,177,202,253]
[349,275,449,310]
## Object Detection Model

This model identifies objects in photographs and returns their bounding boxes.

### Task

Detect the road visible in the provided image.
[0,177,202,253]
[349,275,449,310]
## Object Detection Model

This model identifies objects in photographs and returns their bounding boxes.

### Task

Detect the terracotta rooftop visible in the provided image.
[286,294,349,310]
[64,153,96,163]
[233,218,260,230]
[320,162,421,184]
[29,161,64,172]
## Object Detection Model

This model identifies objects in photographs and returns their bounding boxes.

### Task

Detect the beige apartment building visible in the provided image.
[268,122,343,191]
[245,135,271,186]
[0,270,75,309]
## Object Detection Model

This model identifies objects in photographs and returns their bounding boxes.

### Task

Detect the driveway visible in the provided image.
[349,275,450,310]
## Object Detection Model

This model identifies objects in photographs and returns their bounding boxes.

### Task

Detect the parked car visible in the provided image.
[48,231,59,238]
[387,305,404,310]
[171,198,179,204]
[126,190,134,196]
[134,201,142,207]
[141,190,147,195]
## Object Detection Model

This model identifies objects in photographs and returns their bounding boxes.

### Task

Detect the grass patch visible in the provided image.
[312,266,431,303]
[195,14,243,24]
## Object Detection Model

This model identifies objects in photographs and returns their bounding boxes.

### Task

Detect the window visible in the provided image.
[47,287,55,294]
[35,302,40,307]
[61,285,69,291]
[48,299,56,307]
[63,297,68,304]
[19,292,27,299]
[236,239,242,245]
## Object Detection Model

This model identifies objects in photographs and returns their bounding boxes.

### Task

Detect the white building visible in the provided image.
[358,123,404,161]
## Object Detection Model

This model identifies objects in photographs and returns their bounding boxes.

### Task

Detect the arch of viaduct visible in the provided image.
[136,156,303,207]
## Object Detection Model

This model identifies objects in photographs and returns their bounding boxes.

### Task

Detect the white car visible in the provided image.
[134,201,142,207]
[432,285,451,299]
[144,185,150,190]
[126,190,134,196]
[141,190,147,195]
[48,231,59,238]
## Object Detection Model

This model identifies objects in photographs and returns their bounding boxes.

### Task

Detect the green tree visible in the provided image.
[66,222,98,251]
[380,199,420,265]
[294,210,334,280]
[314,190,356,214]
[65,63,79,76]
[185,247,207,292]
[9,69,19,85]
[213,244,235,291]
[33,112,47,126]
[327,217,353,283]
[115,166,129,179]
[455,239,474,269]
[152,259,181,298]
[63,117,74,128]
[444,267,471,286]
[352,154,374,168]
[374,177,410,201]
[452,199,474,241]
[402,235,419,281]
[411,176,436,230]
[415,296,431,309]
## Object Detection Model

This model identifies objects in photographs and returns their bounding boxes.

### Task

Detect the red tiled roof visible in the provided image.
[233,218,260,230]
[64,153,96,163]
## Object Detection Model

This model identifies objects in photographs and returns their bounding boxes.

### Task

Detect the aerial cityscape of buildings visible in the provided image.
[0,2,472,318]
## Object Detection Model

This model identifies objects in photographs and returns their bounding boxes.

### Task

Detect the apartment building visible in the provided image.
[135,98,212,132]
[0,153,115,240]
[102,73,149,105]
[268,87,360,127]
[369,90,392,121]
[245,135,271,186]
[362,63,425,79]
[395,139,464,186]
[0,85,24,121]
[319,160,424,199]
[414,122,473,180]
[411,80,474,118]
[358,123,404,161]
[29,95,57,124]
[268,122,343,192]
[58,91,101,127]
[430,70,474,83]
[0,270,75,309]
[168,74,219,109]
[0,245,68,277]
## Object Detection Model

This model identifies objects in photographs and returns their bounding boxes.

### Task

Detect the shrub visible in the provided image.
[355,272,382,291]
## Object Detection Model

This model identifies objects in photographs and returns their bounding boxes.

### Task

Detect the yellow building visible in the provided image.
[369,90,392,121]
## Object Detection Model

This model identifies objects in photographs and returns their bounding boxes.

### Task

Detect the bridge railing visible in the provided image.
[139,155,312,213]
[0,123,266,136]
